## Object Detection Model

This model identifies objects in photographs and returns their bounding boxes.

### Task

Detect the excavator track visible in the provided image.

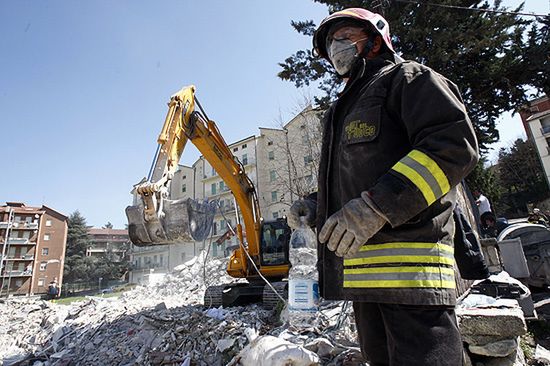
[203,285,224,308]
[262,282,287,310]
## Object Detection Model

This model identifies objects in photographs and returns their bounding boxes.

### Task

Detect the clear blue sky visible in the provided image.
[0,1,546,228]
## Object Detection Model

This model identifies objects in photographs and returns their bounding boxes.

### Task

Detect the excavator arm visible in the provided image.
[126,85,264,277]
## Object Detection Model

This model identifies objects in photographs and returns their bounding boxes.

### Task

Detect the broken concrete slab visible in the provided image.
[468,338,518,357]
[457,298,526,339]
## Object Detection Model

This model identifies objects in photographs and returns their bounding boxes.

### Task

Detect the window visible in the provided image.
[301,135,308,144]
[43,234,50,241]
[182,175,187,180]
[213,222,217,235]
[211,183,217,195]
[305,175,313,184]
[211,167,216,176]
[25,217,32,224]
[268,151,274,160]
[242,143,247,149]
[40,262,47,271]
[15,279,22,288]
[21,231,30,239]
[272,212,279,219]
[160,255,164,266]
[233,147,238,152]
[304,155,313,164]
[154,255,158,263]
[138,257,142,267]
[220,200,225,208]
[38,278,45,287]
[219,181,226,191]
[270,170,276,182]
[182,184,186,193]
[42,248,49,256]
[267,141,273,146]
[271,191,278,202]
[242,154,248,165]
[220,219,226,231]
[45,220,52,227]
[14,216,22,222]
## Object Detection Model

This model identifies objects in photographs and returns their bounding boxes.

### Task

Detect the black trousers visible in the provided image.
[353,302,462,366]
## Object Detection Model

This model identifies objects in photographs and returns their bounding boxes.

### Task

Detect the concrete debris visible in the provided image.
[468,338,518,357]
[457,297,526,339]
[534,344,550,364]
[457,292,528,366]
[0,251,358,366]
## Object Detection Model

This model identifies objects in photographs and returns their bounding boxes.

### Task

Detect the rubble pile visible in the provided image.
[0,251,360,366]
[457,295,527,366]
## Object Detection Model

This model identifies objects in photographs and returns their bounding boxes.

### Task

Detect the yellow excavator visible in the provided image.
[126,85,290,308]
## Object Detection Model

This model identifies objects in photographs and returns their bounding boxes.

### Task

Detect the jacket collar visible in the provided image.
[341,53,395,95]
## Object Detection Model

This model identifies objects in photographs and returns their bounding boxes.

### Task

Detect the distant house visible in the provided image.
[0,202,68,297]
[86,228,130,262]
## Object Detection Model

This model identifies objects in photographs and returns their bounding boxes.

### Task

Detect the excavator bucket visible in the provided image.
[126,198,217,246]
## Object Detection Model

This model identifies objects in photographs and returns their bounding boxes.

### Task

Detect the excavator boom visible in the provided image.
[126,86,278,280]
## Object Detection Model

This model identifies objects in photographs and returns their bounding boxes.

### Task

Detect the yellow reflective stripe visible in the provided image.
[408,150,450,195]
[343,280,456,289]
[392,161,436,205]
[344,255,455,266]
[358,242,453,254]
[344,266,455,275]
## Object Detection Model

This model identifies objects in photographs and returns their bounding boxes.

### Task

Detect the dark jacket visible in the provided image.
[316,55,479,306]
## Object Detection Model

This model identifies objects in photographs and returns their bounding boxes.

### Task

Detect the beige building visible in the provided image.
[521,95,550,188]
[0,202,68,297]
[128,106,322,283]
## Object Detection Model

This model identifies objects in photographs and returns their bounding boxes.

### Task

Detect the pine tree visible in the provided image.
[496,138,550,214]
[66,211,90,257]
[278,0,548,151]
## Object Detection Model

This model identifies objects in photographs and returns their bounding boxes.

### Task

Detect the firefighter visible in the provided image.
[287,8,479,366]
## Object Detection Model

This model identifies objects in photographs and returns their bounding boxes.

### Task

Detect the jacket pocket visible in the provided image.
[342,104,381,145]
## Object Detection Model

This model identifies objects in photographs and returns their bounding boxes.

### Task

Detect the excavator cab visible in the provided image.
[259,219,291,267]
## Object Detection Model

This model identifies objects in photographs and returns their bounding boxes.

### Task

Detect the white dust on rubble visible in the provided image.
[0,250,360,366]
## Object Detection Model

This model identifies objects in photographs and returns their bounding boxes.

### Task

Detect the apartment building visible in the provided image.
[0,202,68,297]
[128,106,322,282]
[86,228,130,262]
[520,95,550,187]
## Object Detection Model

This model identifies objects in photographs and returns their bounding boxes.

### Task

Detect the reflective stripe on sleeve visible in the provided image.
[391,149,450,205]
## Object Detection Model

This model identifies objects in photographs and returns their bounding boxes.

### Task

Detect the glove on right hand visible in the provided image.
[287,199,317,229]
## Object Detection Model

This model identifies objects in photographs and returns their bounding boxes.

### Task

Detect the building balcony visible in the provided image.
[5,255,34,261]
[134,262,166,271]
[2,271,32,277]
[5,238,36,245]
[130,245,169,254]
[0,222,39,230]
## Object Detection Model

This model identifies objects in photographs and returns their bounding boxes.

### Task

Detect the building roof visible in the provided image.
[88,228,129,236]
[2,202,67,220]
[527,109,550,122]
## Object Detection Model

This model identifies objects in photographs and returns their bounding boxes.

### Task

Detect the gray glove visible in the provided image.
[287,199,317,229]
[319,196,386,258]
